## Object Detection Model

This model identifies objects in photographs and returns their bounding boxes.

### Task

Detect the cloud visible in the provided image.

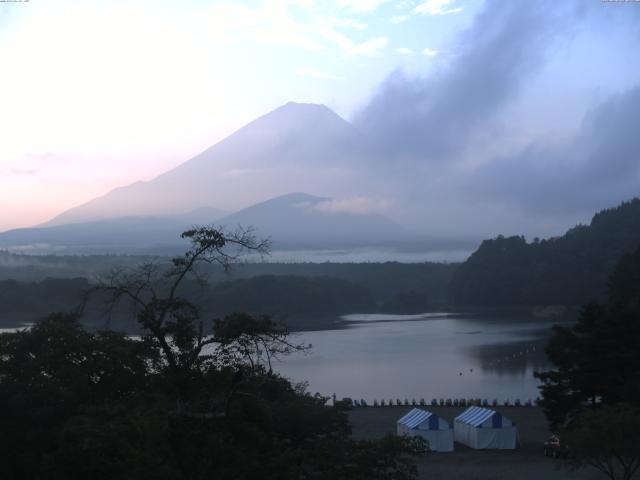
[204,3,372,54]
[343,19,368,30]
[336,0,392,12]
[396,47,414,55]
[295,67,345,80]
[313,196,392,214]
[354,1,580,161]
[390,15,409,24]
[10,167,38,176]
[3,243,71,254]
[349,36,388,56]
[220,168,264,178]
[468,84,640,216]
[206,3,327,51]
[422,47,438,56]
[323,16,368,31]
[345,0,640,234]
[413,0,463,16]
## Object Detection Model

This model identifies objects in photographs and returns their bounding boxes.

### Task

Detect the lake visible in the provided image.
[275,313,560,404]
[0,313,560,404]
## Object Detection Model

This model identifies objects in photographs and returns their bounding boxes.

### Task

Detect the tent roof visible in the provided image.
[455,406,500,427]
[397,408,434,429]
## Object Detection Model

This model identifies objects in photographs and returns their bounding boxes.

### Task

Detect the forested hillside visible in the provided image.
[0,278,90,325]
[0,275,375,331]
[0,259,457,331]
[450,199,640,306]
[0,253,457,303]
[0,272,449,332]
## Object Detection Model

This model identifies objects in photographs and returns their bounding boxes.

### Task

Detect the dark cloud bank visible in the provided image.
[354,0,640,232]
[472,85,640,216]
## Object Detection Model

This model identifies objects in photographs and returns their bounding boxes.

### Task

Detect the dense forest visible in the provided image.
[0,253,456,303]
[450,198,640,306]
[0,278,90,325]
[533,245,640,479]
[0,273,440,332]
[0,275,371,331]
[0,261,456,331]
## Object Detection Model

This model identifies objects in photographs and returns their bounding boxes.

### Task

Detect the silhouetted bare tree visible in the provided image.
[95,226,270,372]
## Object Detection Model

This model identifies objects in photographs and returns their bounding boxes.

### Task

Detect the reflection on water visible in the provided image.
[0,315,560,403]
[275,314,562,403]
[341,312,455,322]
[470,337,550,376]
[0,324,32,334]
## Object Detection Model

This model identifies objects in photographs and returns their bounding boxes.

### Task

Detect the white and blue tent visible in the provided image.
[396,408,454,452]
[454,406,517,449]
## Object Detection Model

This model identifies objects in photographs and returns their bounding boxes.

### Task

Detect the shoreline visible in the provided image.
[0,305,578,333]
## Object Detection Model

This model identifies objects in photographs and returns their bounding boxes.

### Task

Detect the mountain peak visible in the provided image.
[281,101,330,110]
[161,100,364,180]
[43,102,367,227]
[276,101,334,116]
[242,101,350,135]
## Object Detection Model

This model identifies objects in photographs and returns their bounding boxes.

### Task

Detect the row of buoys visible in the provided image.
[484,345,538,367]
[411,343,540,378]
[446,345,541,374]
[337,397,539,408]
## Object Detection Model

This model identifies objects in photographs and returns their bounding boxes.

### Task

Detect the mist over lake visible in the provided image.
[245,247,473,263]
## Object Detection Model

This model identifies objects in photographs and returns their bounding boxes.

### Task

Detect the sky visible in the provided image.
[1,0,639,237]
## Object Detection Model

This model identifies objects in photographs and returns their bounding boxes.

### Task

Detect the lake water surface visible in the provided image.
[1,314,559,404]
[275,313,559,403]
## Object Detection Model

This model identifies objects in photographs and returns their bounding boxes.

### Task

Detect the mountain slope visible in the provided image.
[45,102,369,227]
[0,207,226,254]
[0,217,187,253]
[217,192,404,248]
[449,198,640,306]
[0,193,405,253]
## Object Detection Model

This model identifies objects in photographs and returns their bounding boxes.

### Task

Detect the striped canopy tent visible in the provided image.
[396,408,454,452]
[454,406,517,450]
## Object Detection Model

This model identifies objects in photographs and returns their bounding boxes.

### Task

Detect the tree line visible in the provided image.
[0,275,439,332]
[535,245,640,480]
[450,198,640,306]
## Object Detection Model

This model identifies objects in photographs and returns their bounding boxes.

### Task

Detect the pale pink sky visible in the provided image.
[2,0,450,231]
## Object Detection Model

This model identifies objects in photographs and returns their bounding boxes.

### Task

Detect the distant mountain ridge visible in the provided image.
[1,216,198,253]
[450,198,640,306]
[44,102,370,227]
[0,192,407,254]
[217,192,404,248]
